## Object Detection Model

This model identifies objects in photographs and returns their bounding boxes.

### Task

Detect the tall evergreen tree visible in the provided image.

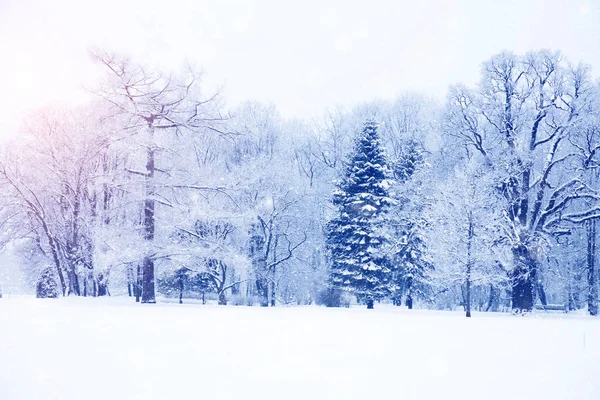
[326,120,394,309]
[389,138,433,309]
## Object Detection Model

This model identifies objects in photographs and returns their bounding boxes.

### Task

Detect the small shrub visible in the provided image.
[36,268,59,298]
[316,288,343,307]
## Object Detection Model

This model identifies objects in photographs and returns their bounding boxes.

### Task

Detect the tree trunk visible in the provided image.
[256,278,269,307]
[465,275,472,318]
[48,235,67,296]
[178,273,184,304]
[466,217,473,318]
[97,272,109,296]
[405,276,413,309]
[587,219,598,316]
[69,189,82,296]
[511,244,536,313]
[141,144,156,304]
[65,267,81,296]
[141,256,155,303]
[270,280,276,307]
[486,284,500,312]
[366,298,374,309]
[135,264,142,303]
[269,237,277,307]
[218,291,227,305]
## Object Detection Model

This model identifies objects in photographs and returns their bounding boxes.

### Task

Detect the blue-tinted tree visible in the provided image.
[326,120,394,309]
[36,267,60,298]
[389,138,433,308]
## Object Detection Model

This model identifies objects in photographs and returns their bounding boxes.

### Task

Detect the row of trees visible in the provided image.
[0,49,599,315]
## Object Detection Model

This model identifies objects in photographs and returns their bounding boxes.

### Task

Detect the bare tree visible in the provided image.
[444,51,599,312]
[91,50,227,303]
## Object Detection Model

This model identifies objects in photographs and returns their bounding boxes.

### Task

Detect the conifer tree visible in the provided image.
[389,138,433,308]
[36,267,60,299]
[326,120,394,309]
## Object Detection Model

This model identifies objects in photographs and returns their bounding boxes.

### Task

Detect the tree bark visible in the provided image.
[135,264,142,303]
[218,291,227,305]
[270,273,276,307]
[256,278,269,307]
[141,141,156,304]
[405,276,413,309]
[46,230,67,297]
[406,294,413,310]
[587,219,598,316]
[486,284,499,312]
[466,217,473,318]
[510,244,536,313]
[141,256,155,303]
[178,272,184,305]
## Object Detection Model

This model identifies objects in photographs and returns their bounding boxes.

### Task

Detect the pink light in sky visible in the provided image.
[1,0,599,141]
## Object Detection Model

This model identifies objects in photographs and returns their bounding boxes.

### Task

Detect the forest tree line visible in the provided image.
[0,49,599,316]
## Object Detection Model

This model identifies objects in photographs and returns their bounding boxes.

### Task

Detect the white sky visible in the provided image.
[1,0,599,137]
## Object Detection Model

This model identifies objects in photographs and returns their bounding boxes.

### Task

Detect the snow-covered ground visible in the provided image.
[1,297,599,400]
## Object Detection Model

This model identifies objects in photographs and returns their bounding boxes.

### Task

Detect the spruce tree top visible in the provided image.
[333,120,392,214]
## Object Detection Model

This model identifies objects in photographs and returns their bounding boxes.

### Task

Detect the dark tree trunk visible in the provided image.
[366,298,374,309]
[465,278,472,318]
[178,272,184,304]
[213,261,228,306]
[97,282,109,296]
[269,238,277,307]
[97,273,109,296]
[587,219,598,316]
[218,291,227,305]
[256,278,269,307]
[141,146,156,304]
[465,217,473,318]
[141,257,155,303]
[135,264,142,303]
[65,267,81,296]
[45,229,67,297]
[270,283,276,307]
[511,244,536,313]
[486,284,500,312]
[405,276,414,310]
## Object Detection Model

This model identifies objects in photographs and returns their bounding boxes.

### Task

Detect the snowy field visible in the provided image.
[1,297,599,400]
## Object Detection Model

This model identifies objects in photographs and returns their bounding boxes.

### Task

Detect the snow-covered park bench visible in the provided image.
[534,303,567,312]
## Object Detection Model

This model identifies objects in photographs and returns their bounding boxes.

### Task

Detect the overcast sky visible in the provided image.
[1,0,599,137]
